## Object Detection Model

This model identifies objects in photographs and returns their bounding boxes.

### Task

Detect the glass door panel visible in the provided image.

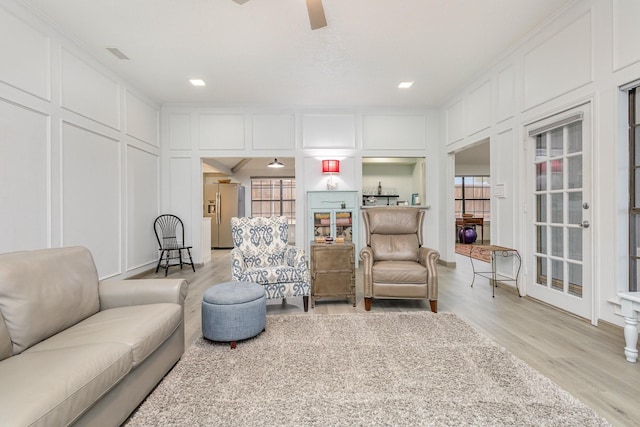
[335,211,353,242]
[313,212,331,239]
[529,106,591,319]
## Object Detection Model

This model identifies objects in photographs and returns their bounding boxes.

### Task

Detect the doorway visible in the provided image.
[201,157,297,249]
[525,104,592,320]
[454,140,490,249]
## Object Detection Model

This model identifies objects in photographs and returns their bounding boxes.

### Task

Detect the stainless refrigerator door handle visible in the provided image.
[216,192,221,224]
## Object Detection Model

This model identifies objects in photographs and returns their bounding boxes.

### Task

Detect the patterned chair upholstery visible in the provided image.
[230,216,310,312]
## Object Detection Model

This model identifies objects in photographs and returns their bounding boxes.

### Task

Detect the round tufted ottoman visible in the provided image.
[201,281,266,349]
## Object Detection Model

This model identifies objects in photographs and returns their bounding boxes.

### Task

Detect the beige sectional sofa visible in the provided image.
[0,246,189,427]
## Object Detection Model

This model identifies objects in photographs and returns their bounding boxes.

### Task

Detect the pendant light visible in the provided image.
[268,158,284,168]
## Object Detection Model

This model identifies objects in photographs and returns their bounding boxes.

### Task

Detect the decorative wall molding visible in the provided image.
[362,114,426,150]
[522,10,593,110]
[61,47,121,130]
[466,80,492,136]
[198,113,245,150]
[302,114,356,149]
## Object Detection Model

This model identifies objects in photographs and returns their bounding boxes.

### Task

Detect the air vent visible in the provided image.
[106,47,130,60]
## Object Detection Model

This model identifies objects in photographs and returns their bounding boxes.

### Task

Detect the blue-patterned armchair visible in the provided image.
[230,216,310,312]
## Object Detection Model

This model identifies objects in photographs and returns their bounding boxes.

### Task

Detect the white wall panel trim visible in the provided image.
[522,10,593,111]
[124,89,159,147]
[466,80,492,137]
[496,65,515,124]
[612,0,640,71]
[0,5,51,101]
[60,47,121,131]
[60,121,121,279]
[445,99,465,145]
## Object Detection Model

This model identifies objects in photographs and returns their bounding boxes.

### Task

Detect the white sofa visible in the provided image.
[0,246,188,426]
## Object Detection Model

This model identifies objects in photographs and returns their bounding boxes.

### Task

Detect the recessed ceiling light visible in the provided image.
[189,79,206,87]
[398,81,414,89]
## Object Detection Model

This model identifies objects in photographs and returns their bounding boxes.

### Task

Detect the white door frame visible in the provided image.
[522,102,595,323]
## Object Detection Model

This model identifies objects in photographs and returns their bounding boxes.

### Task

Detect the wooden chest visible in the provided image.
[310,242,356,308]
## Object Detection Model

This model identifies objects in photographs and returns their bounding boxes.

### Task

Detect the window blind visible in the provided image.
[528,113,583,137]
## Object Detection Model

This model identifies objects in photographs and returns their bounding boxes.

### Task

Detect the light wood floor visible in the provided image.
[144,250,640,426]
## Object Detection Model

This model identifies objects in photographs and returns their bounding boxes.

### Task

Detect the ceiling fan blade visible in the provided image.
[306,0,327,30]
[232,0,250,5]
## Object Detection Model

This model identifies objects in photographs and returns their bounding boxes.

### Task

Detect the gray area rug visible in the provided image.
[126,312,609,426]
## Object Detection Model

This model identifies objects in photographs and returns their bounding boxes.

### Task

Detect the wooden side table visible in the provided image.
[310,242,356,308]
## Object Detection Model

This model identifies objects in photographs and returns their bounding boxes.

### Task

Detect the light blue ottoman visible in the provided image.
[202,281,266,349]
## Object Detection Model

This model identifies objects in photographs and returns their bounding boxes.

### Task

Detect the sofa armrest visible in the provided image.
[359,247,374,297]
[285,246,306,268]
[230,248,246,281]
[418,247,440,300]
[98,279,188,311]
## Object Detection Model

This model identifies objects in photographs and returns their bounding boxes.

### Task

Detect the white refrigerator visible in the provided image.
[203,181,245,248]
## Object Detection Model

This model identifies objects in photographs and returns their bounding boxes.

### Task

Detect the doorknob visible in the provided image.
[579,220,590,228]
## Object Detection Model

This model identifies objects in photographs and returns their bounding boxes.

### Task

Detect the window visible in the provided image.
[629,88,640,292]
[250,178,296,223]
[454,176,491,220]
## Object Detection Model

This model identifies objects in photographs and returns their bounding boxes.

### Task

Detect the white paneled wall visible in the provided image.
[61,48,121,129]
[0,2,160,279]
[302,114,356,148]
[169,113,191,150]
[162,107,440,263]
[522,11,592,110]
[466,81,492,136]
[61,123,120,277]
[0,8,49,100]
[125,90,159,146]
[440,0,640,326]
[613,0,640,70]
[0,100,48,253]
[127,146,159,270]
[251,114,295,150]
[199,114,245,150]
[362,115,426,150]
[496,66,515,122]
[445,100,465,145]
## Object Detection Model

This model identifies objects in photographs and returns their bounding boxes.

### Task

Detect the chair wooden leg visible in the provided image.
[364,298,372,311]
[230,341,237,350]
[187,248,195,272]
[155,251,164,273]
[178,249,184,269]
[303,296,309,312]
[429,300,437,313]
[164,250,171,277]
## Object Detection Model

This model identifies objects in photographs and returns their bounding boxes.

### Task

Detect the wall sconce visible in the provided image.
[322,159,340,190]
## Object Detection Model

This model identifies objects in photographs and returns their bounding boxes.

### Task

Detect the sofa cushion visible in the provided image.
[0,246,100,354]
[26,303,182,367]
[372,260,428,284]
[0,311,12,361]
[0,342,131,427]
[240,266,307,286]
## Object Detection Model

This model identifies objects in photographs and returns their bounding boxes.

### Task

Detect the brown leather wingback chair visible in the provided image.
[360,208,440,312]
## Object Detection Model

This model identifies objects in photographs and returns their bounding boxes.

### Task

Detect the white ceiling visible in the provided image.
[455,139,490,167]
[22,0,572,108]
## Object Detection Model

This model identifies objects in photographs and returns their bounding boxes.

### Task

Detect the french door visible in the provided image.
[526,104,592,320]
